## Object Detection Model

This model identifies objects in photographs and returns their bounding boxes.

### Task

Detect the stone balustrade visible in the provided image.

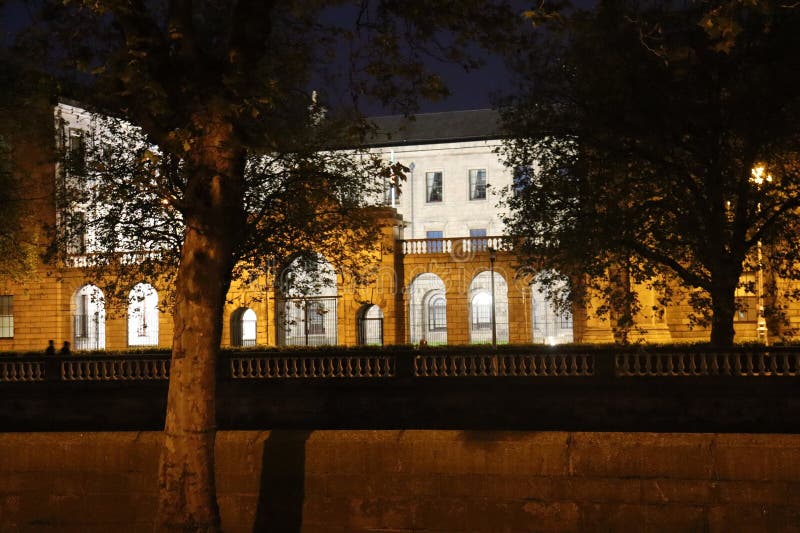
[615,350,800,377]
[230,354,395,379]
[61,358,170,381]
[414,352,594,377]
[2,347,800,383]
[400,235,513,255]
[0,360,45,382]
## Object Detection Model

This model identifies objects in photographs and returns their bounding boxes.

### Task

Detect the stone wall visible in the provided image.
[1,431,799,532]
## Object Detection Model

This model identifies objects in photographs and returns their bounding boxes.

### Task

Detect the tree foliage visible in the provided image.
[12,1,519,530]
[500,0,800,345]
[0,52,55,280]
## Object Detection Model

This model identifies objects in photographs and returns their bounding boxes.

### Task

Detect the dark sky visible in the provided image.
[1,1,521,116]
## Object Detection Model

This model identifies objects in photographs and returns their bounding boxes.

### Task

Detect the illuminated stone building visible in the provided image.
[0,102,780,352]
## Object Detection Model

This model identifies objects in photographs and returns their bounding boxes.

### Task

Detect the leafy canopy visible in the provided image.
[500,0,800,343]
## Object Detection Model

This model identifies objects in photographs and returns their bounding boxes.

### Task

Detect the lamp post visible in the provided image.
[751,166,772,345]
[488,246,497,348]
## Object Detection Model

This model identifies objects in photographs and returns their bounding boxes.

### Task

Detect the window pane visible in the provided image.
[428,297,447,331]
[0,295,13,338]
[471,292,492,330]
[426,230,443,253]
[469,228,487,251]
[68,129,86,176]
[469,169,486,200]
[426,172,443,202]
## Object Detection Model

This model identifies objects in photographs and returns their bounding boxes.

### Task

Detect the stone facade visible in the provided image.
[1,430,799,532]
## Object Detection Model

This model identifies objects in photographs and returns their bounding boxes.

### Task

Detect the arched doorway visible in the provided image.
[531,276,574,345]
[277,255,338,346]
[408,273,447,345]
[72,284,106,350]
[231,307,258,347]
[357,304,384,346]
[127,282,159,347]
[468,271,509,344]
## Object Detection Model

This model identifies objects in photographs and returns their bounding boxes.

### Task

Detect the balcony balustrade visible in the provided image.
[400,236,513,256]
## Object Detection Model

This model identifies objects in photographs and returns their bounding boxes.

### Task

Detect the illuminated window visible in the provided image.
[471,292,492,330]
[127,283,159,347]
[426,172,443,202]
[428,296,447,331]
[0,295,13,338]
[469,169,487,200]
[307,301,326,334]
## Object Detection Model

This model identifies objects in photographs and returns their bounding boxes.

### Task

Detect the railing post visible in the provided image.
[595,350,616,382]
[44,357,62,382]
[395,349,415,380]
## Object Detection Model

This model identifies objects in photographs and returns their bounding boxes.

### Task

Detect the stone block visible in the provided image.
[715,480,795,505]
[569,433,713,479]
[713,440,800,481]
[640,479,714,504]
[552,477,642,504]
[707,504,800,533]
[578,503,706,532]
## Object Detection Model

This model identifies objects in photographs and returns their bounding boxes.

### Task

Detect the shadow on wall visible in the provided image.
[253,430,312,533]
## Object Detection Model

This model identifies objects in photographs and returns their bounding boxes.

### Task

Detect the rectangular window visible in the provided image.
[67,129,86,176]
[471,304,491,330]
[426,230,443,253]
[428,298,447,331]
[67,211,87,255]
[513,166,531,196]
[306,301,325,335]
[469,228,487,252]
[426,172,443,202]
[0,295,13,338]
[735,275,758,322]
[734,296,758,322]
[469,169,487,200]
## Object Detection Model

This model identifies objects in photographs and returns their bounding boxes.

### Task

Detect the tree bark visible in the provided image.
[709,278,738,347]
[155,115,245,532]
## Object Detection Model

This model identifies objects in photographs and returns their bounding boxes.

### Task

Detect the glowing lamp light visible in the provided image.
[750,166,773,186]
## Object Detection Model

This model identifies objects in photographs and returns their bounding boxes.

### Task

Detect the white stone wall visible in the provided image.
[375,139,509,239]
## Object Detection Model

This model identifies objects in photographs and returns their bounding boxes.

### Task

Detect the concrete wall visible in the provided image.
[1,431,799,532]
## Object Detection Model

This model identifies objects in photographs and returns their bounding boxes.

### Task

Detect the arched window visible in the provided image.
[531,276,573,345]
[408,273,447,345]
[471,292,492,330]
[73,284,106,351]
[357,304,384,346]
[127,283,159,347]
[231,307,257,347]
[468,271,509,344]
[277,255,338,346]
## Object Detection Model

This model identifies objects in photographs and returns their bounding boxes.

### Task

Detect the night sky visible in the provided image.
[0,1,526,116]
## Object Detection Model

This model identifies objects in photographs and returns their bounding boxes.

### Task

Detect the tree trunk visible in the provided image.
[709,279,738,347]
[155,116,245,532]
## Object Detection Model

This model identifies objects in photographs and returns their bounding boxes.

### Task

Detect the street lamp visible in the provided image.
[488,246,497,348]
[750,165,772,345]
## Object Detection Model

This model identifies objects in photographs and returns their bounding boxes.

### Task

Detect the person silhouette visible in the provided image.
[59,341,71,355]
[45,340,55,355]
